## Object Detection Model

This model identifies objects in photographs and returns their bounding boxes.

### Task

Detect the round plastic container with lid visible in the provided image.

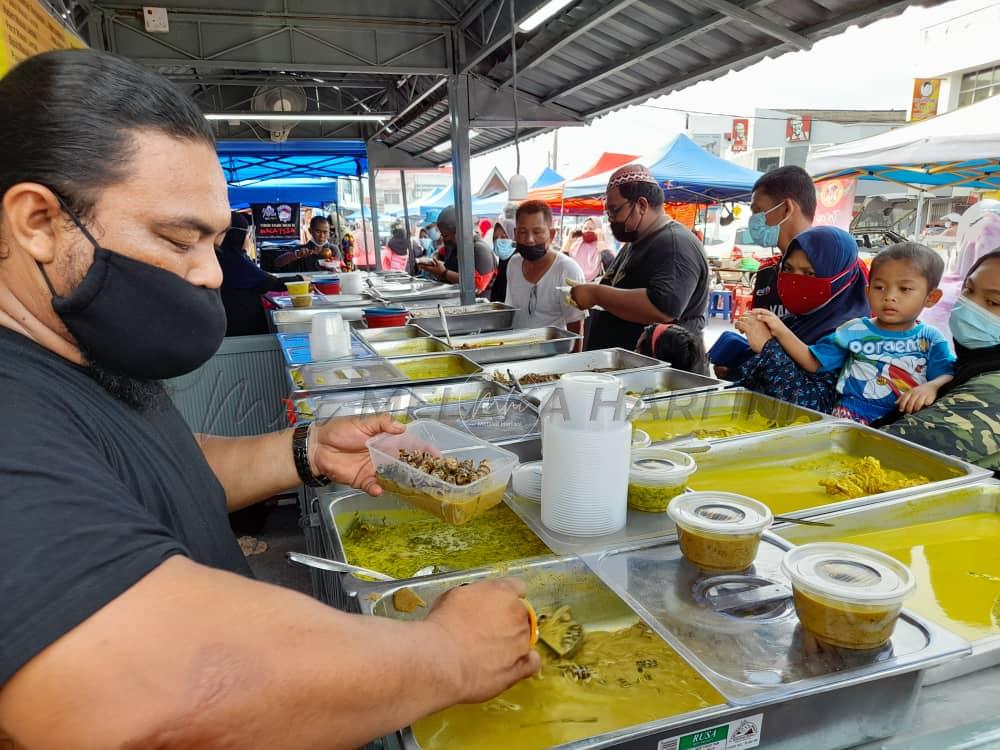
[667,491,772,571]
[627,448,696,513]
[631,428,651,450]
[782,542,915,650]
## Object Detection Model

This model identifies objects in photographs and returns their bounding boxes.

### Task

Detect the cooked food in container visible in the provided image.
[782,542,915,650]
[667,492,772,571]
[627,448,696,513]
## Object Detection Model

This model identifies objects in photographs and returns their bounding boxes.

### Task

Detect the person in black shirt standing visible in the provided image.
[746,166,816,315]
[0,50,538,749]
[274,214,341,272]
[570,165,709,372]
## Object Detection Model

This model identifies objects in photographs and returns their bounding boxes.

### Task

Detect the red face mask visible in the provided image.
[777,262,858,316]
[582,230,598,243]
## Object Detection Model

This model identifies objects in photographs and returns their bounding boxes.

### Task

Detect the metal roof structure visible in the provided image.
[78,0,944,168]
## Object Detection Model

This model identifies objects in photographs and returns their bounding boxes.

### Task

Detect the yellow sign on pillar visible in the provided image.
[0,0,85,77]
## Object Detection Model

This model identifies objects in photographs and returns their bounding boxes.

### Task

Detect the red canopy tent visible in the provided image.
[526,152,637,214]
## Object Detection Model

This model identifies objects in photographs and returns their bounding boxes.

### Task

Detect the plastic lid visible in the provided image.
[668,491,772,536]
[512,461,543,502]
[364,307,408,315]
[781,542,915,606]
[631,428,651,449]
[629,448,696,486]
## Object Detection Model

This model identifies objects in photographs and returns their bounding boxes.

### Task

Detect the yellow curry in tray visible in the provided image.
[412,620,722,750]
[394,357,475,381]
[633,411,813,442]
[687,455,928,516]
[335,505,550,579]
[834,513,1000,641]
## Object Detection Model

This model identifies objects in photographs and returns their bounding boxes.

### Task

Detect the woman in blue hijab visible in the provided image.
[217,212,288,336]
[732,226,871,411]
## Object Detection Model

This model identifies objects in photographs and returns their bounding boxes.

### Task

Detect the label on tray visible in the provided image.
[658,713,763,750]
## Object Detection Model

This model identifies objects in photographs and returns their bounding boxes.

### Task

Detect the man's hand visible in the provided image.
[897,383,940,414]
[569,282,601,311]
[424,578,540,704]
[309,415,406,494]
[427,259,447,279]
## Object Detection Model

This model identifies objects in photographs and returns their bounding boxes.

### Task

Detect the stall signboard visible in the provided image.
[813,177,857,230]
[731,119,749,153]
[911,79,942,122]
[0,0,85,77]
[251,202,301,240]
[786,115,811,142]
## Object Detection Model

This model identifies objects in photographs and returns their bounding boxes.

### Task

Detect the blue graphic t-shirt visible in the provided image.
[809,317,956,422]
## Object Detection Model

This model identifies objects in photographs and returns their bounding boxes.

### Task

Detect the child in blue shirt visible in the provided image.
[754,242,955,425]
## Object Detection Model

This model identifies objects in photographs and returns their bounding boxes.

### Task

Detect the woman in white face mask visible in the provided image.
[883,250,1000,475]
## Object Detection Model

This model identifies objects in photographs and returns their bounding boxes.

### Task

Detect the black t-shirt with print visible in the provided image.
[587,221,709,352]
[0,328,250,686]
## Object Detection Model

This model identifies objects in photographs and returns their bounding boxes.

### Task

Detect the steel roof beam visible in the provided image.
[696,0,811,50]
[129,58,451,76]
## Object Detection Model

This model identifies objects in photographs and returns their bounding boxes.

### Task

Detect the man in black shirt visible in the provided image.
[425,205,497,297]
[746,166,816,315]
[274,214,341,272]
[570,165,709,371]
[0,50,537,749]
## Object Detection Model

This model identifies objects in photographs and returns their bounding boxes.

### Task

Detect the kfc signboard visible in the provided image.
[731,118,749,153]
[786,115,811,143]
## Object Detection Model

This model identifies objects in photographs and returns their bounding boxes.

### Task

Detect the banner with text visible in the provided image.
[251,202,301,240]
[813,177,858,230]
[1,0,85,77]
[910,79,942,122]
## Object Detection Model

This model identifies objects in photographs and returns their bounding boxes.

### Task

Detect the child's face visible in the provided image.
[780,248,815,276]
[867,258,942,328]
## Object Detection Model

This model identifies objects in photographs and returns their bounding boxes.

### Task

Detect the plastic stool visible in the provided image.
[732,289,753,319]
[707,290,733,320]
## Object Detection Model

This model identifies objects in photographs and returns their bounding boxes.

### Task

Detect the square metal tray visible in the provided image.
[776,480,1000,685]
[368,336,453,358]
[405,378,512,405]
[487,348,664,394]
[613,367,730,402]
[409,302,517,335]
[292,386,426,423]
[286,359,407,395]
[356,325,431,343]
[271,306,370,334]
[276,332,377,366]
[383,352,483,384]
[369,556,965,750]
[447,326,581,364]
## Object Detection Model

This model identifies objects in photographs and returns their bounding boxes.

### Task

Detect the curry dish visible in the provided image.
[633,412,812,442]
[792,587,902,650]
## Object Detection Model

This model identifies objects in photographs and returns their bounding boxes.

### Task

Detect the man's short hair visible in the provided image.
[515,199,553,225]
[870,242,945,289]
[618,180,665,209]
[752,166,817,220]
[309,215,330,231]
[436,206,457,230]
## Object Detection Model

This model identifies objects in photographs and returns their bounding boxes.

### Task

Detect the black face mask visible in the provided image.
[610,202,641,243]
[516,242,548,262]
[39,206,227,381]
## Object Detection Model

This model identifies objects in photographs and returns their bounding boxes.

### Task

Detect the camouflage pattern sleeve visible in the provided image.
[883,372,1000,474]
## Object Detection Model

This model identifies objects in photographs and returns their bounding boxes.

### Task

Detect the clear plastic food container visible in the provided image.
[782,542,915,650]
[367,420,519,526]
[667,491,772,571]
[627,448,697,513]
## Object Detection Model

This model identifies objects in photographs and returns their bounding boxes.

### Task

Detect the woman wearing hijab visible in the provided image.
[217,211,287,336]
[730,226,871,411]
[489,217,517,303]
[566,217,608,282]
[884,250,1000,475]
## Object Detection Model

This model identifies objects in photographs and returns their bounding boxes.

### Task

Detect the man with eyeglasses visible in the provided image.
[504,200,585,350]
[569,165,709,372]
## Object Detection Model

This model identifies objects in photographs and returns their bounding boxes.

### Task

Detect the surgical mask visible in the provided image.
[418,237,433,253]
[747,202,788,247]
[610,202,641,243]
[494,238,516,260]
[950,296,1000,349]
[777,262,859,316]
[517,242,548,262]
[428,227,441,242]
[39,204,227,381]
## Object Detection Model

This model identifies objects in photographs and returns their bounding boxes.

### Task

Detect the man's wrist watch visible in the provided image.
[292,423,331,487]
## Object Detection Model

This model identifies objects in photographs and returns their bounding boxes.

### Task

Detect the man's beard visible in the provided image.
[80,347,167,411]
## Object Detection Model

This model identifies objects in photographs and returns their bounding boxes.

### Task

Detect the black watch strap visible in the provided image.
[293,424,330,488]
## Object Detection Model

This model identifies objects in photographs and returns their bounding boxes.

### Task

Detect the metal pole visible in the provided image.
[913,192,926,240]
[368,168,383,271]
[400,169,412,243]
[448,73,476,304]
[358,176,371,268]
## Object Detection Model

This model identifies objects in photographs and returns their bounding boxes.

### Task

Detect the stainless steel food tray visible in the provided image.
[613,367,730,402]
[276,332,377,366]
[271,306,370,333]
[776,479,1000,686]
[369,556,966,750]
[679,420,989,519]
[633,388,828,444]
[405,378,512,405]
[369,280,461,304]
[409,302,517,335]
[368,336,453,358]
[317,490,555,604]
[270,292,374,309]
[382,352,482,385]
[447,326,581,364]
[413,395,542,461]
[292,386,426,423]
[487,347,664,394]
[356,325,431,343]
[287,360,407,396]
[582,534,969,704]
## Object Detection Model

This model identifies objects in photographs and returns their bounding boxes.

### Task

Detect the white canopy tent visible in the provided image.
[807,95,1000,192]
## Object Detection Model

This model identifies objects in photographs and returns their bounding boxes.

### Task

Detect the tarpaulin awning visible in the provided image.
[217,139,367,187]
[227,178,338,207]
[565,135,761,203]
[527,153,637,215]
[807,96,1000,191]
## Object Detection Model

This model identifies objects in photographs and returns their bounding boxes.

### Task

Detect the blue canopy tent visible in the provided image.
[420,183,454,222]
[564,134,761,203]
[226,178,339,208]
[217,139,368,187]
